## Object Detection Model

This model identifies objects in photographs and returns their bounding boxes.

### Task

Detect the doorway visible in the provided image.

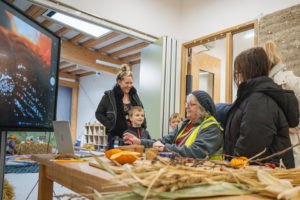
[191,52,221,103]
[180,20,257,116]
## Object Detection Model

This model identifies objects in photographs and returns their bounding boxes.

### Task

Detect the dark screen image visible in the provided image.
[0,2,59,131]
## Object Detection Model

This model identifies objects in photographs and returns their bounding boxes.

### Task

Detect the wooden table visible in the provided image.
[31,154,129,200]
[32,154,273,200]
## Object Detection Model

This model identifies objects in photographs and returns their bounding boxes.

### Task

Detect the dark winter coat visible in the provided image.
[124,127,151,139]
[224,76,299,168]
[95,85,146,137]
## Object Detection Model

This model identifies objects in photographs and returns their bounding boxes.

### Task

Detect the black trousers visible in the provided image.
[107,134,124,150]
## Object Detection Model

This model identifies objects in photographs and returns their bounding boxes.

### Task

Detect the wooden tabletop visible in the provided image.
[31,154,130,194]
[32,154,274,200]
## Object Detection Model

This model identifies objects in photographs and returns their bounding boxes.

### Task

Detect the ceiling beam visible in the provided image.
[60,64,77,73]
[59,72,76,80]
[120,52,141,62]
[97,37,136,53]
[56,27,71,37]
[41,19,55,28]
[70,69,86,75]
[110,42,148,57]
[32,7,47,19]
[59,61,69,67]
[130,60,141,65]
[61,41,120,74]
[25,5,40,17]
[82,32,120,49]
[59,79,79,88]
[70,33,88,43]
[79,71,96,77]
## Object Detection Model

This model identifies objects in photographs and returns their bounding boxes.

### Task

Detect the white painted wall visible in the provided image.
[76,66,140,139]
[57,0,181,39]
[57,0,299,41]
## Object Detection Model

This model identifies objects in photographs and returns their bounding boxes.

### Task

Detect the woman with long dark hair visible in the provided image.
[224,47,299,168]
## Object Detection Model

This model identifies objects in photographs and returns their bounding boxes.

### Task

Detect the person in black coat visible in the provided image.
[95,64,146,149]
[224,47,299,168]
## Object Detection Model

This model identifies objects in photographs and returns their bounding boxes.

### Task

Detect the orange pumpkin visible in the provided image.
[230,156,249,168]
[105,149,123,159]
[110,151,141,165]
[8,135,16,140]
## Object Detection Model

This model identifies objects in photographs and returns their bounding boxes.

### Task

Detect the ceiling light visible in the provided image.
[47,11,111,38]
[96,60,120,68]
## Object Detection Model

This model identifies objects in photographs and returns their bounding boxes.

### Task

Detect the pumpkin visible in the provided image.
[8,135,16,140]
[105,149,123,159]
[110,151,141,165]
[230,156,249,168]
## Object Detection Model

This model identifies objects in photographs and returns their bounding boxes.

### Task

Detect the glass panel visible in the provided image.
[192,37,226,102]
[232,29,255,101]
[199,70,214,98]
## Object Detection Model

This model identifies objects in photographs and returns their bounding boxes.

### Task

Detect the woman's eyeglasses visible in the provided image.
[185,103,197,107]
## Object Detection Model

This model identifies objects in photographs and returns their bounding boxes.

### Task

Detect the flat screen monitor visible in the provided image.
[0,1,60,131]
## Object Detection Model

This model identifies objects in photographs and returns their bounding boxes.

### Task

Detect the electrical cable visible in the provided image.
[25,179,38,200]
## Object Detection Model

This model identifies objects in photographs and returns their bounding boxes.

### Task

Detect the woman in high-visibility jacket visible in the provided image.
[123,90,223,159]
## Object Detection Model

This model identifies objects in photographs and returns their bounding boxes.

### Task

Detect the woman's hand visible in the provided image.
[123,133,141,145]
[153,141,165,152]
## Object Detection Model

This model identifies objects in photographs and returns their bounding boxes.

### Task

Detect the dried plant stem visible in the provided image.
[252,142,300,163]
[143,167,167,200]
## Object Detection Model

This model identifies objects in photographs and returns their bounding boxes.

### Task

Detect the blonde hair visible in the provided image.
[116,64,132,82]
[128,106,144,117]
[263,41,282,69]
[169,113,183,122]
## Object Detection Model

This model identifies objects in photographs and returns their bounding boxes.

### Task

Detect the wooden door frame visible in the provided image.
[58,79,79,142]
[180,20,258,117]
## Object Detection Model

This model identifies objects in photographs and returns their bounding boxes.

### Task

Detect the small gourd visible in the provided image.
[105,149,123,159]
[230,156,249,168]
[110,151,141,165]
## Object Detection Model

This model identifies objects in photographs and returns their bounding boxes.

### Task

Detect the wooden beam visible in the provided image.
[25,5,40,17]
[7,0,15,3]
[61,41,120,74]
[70,69,86,75]
[82,32,120,49]
[60,64,77,73]
[79,71,96,77]
[59,72,76,80]
[183,20,257,48]
[97,37,136,53]
[225,33,233,104]
[111,42,149,57]
[70,33,88,44]
[59,61,69,67]
[71,83,79,142]
[130,60,140,65]
[56,27,71,37]
[120,52,141,62]
[180,45,187,118]
[58,79,79,88]
[41,19,55,28]
[32,8,47,19]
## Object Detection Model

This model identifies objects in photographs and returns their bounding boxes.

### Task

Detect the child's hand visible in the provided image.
[153,141,165,152]
[123,133,141,145]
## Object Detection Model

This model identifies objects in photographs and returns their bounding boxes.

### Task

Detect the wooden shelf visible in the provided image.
[83,123,107,151]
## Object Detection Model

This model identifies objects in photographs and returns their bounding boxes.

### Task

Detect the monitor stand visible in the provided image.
[0,131,7,199]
